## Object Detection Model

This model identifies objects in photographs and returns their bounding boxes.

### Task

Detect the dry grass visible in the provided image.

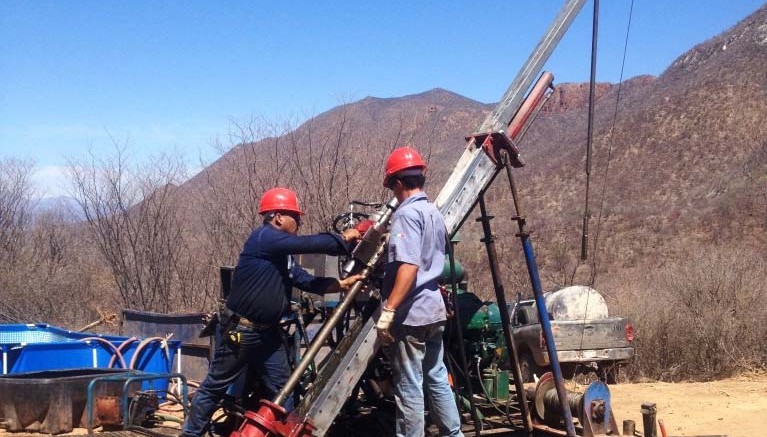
[608,243,767,381]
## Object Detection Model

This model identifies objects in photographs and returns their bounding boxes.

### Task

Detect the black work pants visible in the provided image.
[182,325,293,437]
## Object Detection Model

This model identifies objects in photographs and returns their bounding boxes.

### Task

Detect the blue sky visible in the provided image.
[1,1,764,197]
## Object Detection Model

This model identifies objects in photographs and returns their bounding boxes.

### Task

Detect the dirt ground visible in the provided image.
[2,374,765,437]
[601,373,767,436]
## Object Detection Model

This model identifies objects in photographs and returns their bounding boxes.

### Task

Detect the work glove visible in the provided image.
[376,307,396,345]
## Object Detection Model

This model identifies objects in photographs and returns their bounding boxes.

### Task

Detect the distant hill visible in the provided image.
[33,196,84,222]
[179,4,767,292]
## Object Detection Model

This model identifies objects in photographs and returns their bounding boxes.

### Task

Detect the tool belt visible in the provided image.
[199,300,274,339]
[218,301,273,330]
[234,317,273,330]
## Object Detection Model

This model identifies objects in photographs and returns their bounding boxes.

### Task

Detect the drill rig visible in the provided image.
[228,1,623,436]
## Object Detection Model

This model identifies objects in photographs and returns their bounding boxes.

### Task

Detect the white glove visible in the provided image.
[376,307,396,345]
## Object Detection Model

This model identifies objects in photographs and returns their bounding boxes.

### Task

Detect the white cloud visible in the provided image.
[33,165,71,198]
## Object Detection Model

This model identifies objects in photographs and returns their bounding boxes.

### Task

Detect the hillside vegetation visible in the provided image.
[1,5,766,380]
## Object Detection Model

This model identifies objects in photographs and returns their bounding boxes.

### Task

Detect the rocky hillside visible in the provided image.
[182,4,767,292]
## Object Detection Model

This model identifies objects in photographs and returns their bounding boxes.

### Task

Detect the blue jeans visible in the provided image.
[182,325,294,437]
[391,322,463,437]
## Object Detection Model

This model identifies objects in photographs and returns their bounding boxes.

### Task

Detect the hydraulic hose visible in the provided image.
[79,337,127,369]
[129,336,170,370]
[108,336,138,368]
[476,359,512,423]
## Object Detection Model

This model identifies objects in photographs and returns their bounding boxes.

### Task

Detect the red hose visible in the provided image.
[658,419,668,437]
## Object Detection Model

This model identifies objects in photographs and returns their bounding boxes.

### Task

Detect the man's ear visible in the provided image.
[273,212,284,228]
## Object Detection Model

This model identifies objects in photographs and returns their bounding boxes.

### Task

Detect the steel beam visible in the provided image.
[294,1,586,434]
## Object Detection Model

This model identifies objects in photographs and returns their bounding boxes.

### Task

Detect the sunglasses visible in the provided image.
[282,212,301,226]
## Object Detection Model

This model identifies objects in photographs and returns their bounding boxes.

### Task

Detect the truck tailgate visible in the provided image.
[550,318,631,351]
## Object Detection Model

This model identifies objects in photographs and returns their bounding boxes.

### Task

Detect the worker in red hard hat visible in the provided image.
[256,187,305,234]
[183,187,362,437]
[377,147,464,437]
[382,145,427,188]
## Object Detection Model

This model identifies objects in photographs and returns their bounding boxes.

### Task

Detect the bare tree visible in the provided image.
[0,158,35,322]
[284,101,444,233]
[0,159,96,326]
[67,143,203,312]
[197,116,295,267]
[25,206,99,325]
[286,104,385,233]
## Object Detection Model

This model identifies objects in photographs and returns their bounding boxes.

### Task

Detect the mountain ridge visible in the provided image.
[179,4,767,291]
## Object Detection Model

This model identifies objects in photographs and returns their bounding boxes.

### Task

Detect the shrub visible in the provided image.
[612,243,767,380]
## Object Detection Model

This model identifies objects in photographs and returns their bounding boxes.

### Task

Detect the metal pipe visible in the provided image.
[623,419,636,436]
[641,402,657,437]
[659,418,668,437]
[507,72,555,143]
[581,0,599,261]
[476,194,533,433]
[275,263,375,406]
[446,236,482,436]
[500,148,573,435]
[521,236,576,436]
[274,198,398,407]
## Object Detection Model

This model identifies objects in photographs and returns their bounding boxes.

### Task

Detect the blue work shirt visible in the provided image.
[382,191,447,326]
[228,225,350,325]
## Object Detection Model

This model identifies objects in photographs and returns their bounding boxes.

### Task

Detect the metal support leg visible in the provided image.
[476,194,533,433]
[501,149,576,437]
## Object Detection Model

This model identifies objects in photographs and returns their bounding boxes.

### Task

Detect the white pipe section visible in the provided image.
[177,346,182,373]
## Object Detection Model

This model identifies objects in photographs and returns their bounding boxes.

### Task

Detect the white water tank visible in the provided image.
[544,285,609,320]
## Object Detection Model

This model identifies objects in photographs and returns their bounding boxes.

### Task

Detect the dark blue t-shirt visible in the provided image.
[228,225,349,325]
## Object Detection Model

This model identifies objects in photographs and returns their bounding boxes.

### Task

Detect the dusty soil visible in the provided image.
[2,375,765,437]
[601,373,767,436]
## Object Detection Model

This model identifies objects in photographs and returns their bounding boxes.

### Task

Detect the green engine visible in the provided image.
[441,256,507,368]
[455,291,507,366]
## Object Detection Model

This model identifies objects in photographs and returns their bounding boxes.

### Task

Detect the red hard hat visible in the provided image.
[258,187,304,215]
[383,146,426,187]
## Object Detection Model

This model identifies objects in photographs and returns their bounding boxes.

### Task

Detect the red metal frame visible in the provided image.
[230,400,314,437]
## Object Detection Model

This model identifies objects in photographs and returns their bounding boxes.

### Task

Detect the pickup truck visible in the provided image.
[510,286,634,384]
